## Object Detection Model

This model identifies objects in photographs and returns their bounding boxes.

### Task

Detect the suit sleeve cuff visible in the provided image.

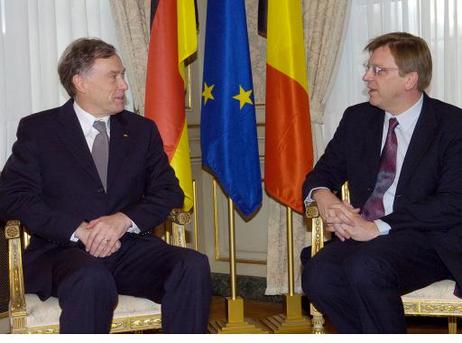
[304,187,331,208]
[374,219,391,235]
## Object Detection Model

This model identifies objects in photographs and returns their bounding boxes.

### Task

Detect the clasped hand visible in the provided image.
[75,212,131,258]
[312,189,379,242]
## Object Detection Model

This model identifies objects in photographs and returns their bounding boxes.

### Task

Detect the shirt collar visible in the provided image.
[73,101,110,137]
[385,94,423,132]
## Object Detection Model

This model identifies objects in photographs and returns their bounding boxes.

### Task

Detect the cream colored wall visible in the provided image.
[186,0,269,277]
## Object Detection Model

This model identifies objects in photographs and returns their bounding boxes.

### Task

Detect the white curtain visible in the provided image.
[323,0,462,148]
[0,0,131,168]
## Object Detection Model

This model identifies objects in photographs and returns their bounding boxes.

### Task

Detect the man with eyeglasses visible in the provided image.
[301,32,462,333]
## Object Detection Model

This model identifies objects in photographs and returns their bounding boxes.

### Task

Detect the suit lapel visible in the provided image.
[107,114,130,191]
[364,108,385,187]
[396,94,437,193]
[56,100,101,184]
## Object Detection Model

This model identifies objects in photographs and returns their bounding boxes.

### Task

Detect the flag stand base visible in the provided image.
[261,294,311,333]
[208,297,269,334]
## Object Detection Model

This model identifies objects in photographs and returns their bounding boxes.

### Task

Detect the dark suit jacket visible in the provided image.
[303,93,462,291]
[0,99,184,297]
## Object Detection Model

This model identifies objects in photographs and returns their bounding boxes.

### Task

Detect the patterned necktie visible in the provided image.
[362,117,399,220]
[92,121,109,191]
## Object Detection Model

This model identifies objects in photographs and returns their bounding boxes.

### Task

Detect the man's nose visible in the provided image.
[119,78,128,90]
[363,68,374,82]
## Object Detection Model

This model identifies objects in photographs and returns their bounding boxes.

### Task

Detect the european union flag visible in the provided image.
[200,0,262,217]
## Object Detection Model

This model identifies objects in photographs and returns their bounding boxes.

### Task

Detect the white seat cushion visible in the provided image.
[25,293,161,328]
[402,280,460,302]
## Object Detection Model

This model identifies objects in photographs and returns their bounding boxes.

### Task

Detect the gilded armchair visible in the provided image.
[305,184,462,334]
[5,209,191,334]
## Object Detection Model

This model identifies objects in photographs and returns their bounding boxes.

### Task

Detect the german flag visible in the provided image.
[264,0,313,213]
[144,0,196,211]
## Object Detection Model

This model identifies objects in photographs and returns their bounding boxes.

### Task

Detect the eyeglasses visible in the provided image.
[363,63,399,76]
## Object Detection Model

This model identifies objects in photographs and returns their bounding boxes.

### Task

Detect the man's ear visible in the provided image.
[72,74,86,94]
[404,71,418,91]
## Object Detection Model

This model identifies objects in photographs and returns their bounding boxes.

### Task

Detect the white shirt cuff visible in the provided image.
[70,232,79,242]
[304,186,331,208]
[127,219,141,234]
[374,219,391,235]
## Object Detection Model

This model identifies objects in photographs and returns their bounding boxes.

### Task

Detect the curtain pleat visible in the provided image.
[109,0,150,115]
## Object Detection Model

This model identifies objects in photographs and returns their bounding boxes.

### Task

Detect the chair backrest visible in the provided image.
[22,232,30,249]
[341,182,350,203]
[0,226,8,318]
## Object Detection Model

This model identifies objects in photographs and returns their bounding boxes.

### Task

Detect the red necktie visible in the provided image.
[362,117,399,220]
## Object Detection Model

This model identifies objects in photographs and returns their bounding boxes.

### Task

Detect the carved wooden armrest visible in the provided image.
[168,208,191,225]
[305,202,325,257]
[4,220,27,330]
[305,202,320,219]
[304,203,326,333]
[305,182,350,257]
[166,209,191,248]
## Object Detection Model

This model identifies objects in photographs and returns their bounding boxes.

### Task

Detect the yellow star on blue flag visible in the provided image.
[202,82,215,105]
[233,86,253,109]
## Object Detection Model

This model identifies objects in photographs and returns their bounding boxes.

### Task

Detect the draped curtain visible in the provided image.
[305,0,352,160]
[0,0,130,168]
[109,0,150,115]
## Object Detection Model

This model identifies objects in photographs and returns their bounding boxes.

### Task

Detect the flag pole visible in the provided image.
[208,182,267,334]
[193,180,199,251]
[261,206,311,333]
[287,207,294,296]
[228,198,237,300]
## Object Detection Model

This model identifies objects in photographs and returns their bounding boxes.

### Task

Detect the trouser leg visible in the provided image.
[302,240,364,333]
[302,231,452,333]
[160,248,212,333]
[50,248,118,333]
[110,235,212,333]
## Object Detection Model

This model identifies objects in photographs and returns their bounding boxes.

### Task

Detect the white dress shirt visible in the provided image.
[74,101,111,150]
[305,94,424,235]
[70,101,140,242]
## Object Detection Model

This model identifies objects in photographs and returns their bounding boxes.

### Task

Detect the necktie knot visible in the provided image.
[93,121,107,136]
[389,117,399,131]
